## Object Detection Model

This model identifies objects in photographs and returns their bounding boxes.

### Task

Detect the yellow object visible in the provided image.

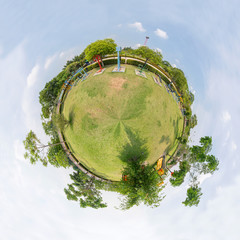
[158,168,164,175]
[156,157,163,170]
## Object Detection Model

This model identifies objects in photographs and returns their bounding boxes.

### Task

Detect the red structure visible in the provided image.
[122,175,127,181]
[93,55,103,70]
[143,36,149,46]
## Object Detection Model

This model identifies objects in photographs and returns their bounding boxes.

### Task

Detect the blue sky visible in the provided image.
[1,0,240,239]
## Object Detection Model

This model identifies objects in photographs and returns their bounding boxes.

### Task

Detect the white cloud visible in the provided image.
[133,43,141,49]
[154,28,168,39]
[198,173,212,185]
[129,22,146,32]
[155,48,162,53]
[221,110,231,123]
[44,54,57,70]
[27,64,40,88]
[117,24,122,28]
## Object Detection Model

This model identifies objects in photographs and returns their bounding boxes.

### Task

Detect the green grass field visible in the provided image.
[62,64,183,181]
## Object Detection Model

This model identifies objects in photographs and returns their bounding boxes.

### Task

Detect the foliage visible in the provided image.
[134,46,163,65]
[52,113,69,131]
[122,47,135,55]
[190,114,198,129]
[39,71,66,119]
[64,171,107,209]
[117,158,164,210]
[23,130,69,168]
[170,160,190,187]
[115,129,165,210]
[63,51,86,69]
[189,136,219,174]
[182,185,202,207]
[23,130,48,166]
[84,38,117,61]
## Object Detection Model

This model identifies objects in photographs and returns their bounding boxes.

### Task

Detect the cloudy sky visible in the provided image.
[1,0,240,239]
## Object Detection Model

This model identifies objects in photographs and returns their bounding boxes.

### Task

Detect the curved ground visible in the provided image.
[62,64,183,181]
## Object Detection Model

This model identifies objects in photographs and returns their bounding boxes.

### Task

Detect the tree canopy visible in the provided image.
[182,185,202,207]
[84,38,117,61]
[134,46,163,65]
[116,156,164,210]
[64,171,107,209]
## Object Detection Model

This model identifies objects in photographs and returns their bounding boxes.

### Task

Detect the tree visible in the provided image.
[64,171,107,209]
[134,46,163,65]
[84,38,117,62]
[190,114,198,129]
[39,71,66,119]
[182,185,202,207]
[170,160,190,187]
[23,130,48,166]
[52,113,69,131]
[189,136,219,174]
[122,47,135,55]
[117,157,165,210]
[23,130,66,167]
[63,51,86,69]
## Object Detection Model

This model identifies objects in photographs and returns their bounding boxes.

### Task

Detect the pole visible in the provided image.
[140,58,149,73]
[144,36,149,46]
[116,46,122,71]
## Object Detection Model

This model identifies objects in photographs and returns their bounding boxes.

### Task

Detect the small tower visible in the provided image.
[143,36,149,46]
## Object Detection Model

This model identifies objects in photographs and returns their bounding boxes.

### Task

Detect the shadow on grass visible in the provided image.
[118,126,149,164]
[68,110,75,129]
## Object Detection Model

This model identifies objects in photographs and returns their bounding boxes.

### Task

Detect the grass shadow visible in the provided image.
[68,110,75,129]
[118,126,149,164]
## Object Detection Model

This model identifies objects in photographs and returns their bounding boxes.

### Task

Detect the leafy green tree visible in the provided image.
[23,130,66,167]
[190,114,198,129]
[122,47,135,55]
[23,130,48,166]
[63,51,86,69]
[205,155,219,173]
[52,113,69,131]
[117,157,164,210]
[170,160,190,187]
[84,38,117,62]
[134,46,163,65]
[182,185,202,207]
[64,171,107,209]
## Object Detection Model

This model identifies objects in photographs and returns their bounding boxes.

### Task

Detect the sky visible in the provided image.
[0,0,240,239]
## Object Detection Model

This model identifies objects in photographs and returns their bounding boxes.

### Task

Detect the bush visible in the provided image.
[84,63,98,72]
[126,59,140,66]
[102,59,117,65]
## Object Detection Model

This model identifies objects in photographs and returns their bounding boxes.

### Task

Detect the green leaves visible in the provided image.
[23,130,48,166]
[134,46,163,65]
[170,161,190,187]
[84,38,117,61]
[64,171,107,209]
[118,160,164,210]
[182,185,202,207]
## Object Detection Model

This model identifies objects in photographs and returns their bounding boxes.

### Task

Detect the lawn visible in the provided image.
[62,64,183,181]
